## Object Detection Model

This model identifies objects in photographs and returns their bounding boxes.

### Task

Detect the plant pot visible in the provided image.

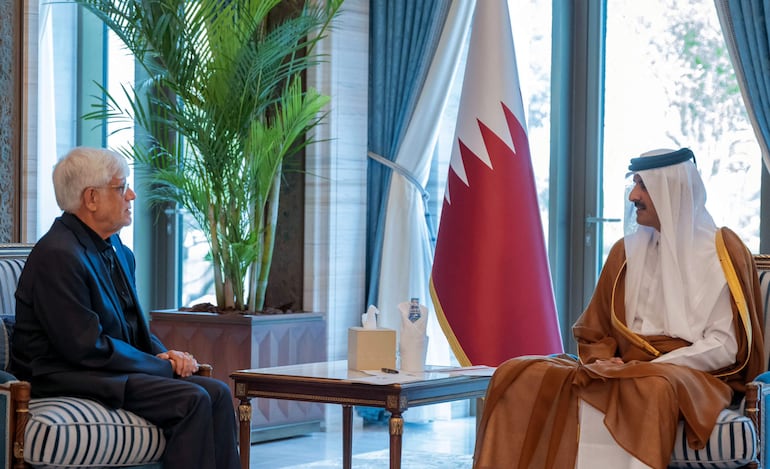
[149,310,327,443]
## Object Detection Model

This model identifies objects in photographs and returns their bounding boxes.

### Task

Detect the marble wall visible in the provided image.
[0,0,38,243]
[0,0,19,242]
[305,0,369,360]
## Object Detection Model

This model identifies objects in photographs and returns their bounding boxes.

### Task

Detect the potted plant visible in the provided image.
[76,0,342,312]
[73,0,343,441]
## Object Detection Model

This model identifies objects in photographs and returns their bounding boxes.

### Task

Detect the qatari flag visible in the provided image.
[429,0,562,367]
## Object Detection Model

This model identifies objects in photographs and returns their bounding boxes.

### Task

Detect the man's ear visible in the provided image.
[82,187,99,212]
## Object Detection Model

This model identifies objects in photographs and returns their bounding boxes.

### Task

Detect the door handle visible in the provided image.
[585,216,621,224]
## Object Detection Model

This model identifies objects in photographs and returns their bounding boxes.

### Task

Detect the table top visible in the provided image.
[230,360,495,412]
[231,360,494,383]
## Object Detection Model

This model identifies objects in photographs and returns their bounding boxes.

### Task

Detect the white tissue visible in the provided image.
[362,304,379,329]
[398,300,429,371]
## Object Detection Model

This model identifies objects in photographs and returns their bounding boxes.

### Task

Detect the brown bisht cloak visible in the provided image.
[473,228,765,469]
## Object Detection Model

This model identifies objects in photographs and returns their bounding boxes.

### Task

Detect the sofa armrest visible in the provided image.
[0,371,17,385]
[748,380,770,469]
[196,363,213,377]
[0,380,30,469]
[753,371,770,384]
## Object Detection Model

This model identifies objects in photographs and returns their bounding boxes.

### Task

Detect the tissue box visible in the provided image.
[348,327,396,370]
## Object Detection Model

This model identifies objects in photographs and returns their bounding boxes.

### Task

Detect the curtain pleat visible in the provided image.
[715,0,770,169]
[366,0,451,307]
[374,0,475,375]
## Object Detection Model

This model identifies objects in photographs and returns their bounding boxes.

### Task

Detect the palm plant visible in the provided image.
[75,0,343,311]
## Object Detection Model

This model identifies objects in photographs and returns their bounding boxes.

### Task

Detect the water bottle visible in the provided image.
[408,297,421,323]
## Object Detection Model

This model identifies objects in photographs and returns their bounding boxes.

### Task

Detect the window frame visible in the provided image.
[549,0,606,353]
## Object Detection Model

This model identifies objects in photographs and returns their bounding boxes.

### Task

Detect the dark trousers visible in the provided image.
[123,374,240,469]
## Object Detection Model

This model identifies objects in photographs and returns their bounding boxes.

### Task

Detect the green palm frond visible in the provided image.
[75,0,343,310]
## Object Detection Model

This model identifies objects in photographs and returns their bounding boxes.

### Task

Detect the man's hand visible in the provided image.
[157,350,199,377]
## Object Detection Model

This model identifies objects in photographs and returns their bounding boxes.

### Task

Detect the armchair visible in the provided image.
[667,254,770,469]
[0,244,212,469]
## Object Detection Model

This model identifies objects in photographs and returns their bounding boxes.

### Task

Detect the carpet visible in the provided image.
[282,449,473,468]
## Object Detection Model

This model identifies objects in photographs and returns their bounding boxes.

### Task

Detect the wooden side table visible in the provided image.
[231,361,492,469]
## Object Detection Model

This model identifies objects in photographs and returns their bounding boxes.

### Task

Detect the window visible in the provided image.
[106,29,135,248]
[180,211,214,307]
[540,1,765,351]
[601,0,762,261]
[36,1,78,239]
[35,4,135,248]
[511,0,552,237]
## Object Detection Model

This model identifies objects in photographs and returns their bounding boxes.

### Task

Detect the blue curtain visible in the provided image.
[366,0,450,306]
[716,0,770,162]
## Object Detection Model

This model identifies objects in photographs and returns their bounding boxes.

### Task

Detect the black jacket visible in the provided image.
[12,213,171,407]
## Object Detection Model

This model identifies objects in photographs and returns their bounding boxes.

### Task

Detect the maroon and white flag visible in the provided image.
[430,0,562,366]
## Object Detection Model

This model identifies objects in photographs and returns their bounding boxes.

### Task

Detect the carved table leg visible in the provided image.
[389,411,404,469]
[342,405,352,469]
[476,397,485,433]
[238,398,252,469]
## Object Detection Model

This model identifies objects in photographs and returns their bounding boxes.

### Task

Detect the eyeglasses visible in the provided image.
[94,182,130,197]
[111,183,130,196]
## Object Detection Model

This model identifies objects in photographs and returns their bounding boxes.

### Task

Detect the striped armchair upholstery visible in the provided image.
[0,244,166,469]
[667,255,770,469]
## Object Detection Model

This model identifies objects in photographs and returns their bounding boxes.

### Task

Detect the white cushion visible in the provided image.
[24,397,165,468]
[669,408,756,468]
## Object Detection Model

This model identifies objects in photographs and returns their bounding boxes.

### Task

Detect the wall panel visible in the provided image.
[0,0,21,242]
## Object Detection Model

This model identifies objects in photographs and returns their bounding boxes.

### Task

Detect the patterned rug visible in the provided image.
[282,449,473,468]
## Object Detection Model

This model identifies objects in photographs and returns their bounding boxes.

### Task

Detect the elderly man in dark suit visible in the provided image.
[11,146,239,469]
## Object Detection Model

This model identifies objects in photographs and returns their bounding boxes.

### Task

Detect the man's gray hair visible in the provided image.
[53,147,130,212]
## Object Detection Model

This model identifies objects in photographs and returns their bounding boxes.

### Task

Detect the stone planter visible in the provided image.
[150,310,327,443]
